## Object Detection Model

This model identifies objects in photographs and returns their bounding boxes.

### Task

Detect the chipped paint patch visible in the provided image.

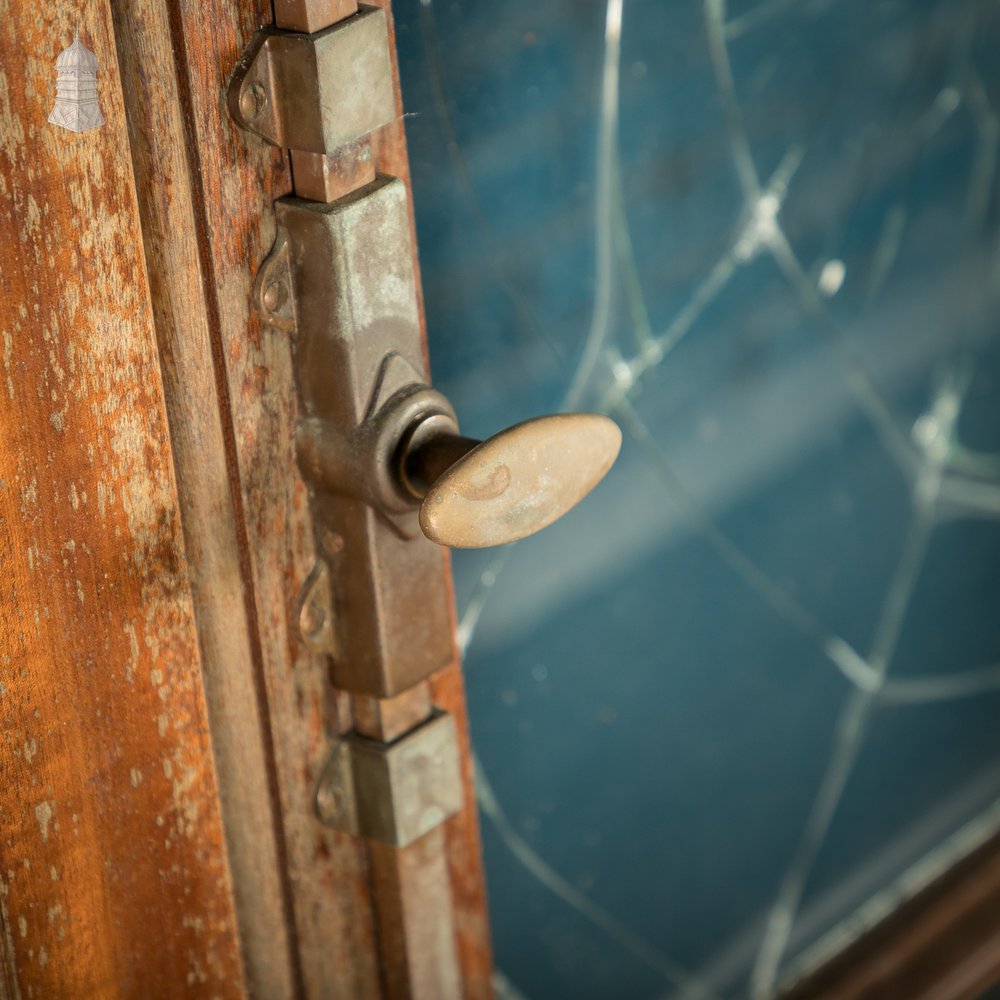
[34,802,54,843]
[3,328,13,400]
[21,478,38,507]
[124,621,140,683]
[0,2,281,994]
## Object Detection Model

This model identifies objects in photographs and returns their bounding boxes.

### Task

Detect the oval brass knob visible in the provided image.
[400,413,622,549]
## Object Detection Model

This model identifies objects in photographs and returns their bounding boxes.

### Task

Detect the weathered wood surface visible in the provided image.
[162,0,382,994]
[0,2,246,996]
[107,0,307,994]
[2,0,492,998]
[185,0,493,992]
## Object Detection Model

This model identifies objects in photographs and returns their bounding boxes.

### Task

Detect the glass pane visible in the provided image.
[396,1,1000,997]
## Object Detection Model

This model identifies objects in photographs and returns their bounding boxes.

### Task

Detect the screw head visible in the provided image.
[299,600,325,637]
[262,280,287,313]
[322,531,344,556]
[315,782,343,823]
[239,81,266,122]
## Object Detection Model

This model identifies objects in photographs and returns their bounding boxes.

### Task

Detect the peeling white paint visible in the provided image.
[34,801,53,842]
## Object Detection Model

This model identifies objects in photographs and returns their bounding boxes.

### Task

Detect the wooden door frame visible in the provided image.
[5,0,999,997]
[1,1,491,997]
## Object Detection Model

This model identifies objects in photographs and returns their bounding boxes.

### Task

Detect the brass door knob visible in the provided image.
[399,412,621,549]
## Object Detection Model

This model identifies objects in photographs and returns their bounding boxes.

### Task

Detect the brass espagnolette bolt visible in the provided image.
[227,9,620,994]
[228,11,621,694]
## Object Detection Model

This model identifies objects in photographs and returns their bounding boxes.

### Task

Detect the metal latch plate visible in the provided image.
[257,175,455,698]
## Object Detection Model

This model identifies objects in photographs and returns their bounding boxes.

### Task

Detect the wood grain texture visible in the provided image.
[1,0,493,996]
[180,0,492,998]
[107,0,302,994]
[0,2,244,996]
[166,0,383,994]
[187,0,494,993]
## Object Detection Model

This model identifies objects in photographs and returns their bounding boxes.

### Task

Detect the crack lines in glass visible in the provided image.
[476,753,718,1000]
[418,0,1000,995]
[564,0,624,410]
[748,368,958,999]
[700,3,1000,995]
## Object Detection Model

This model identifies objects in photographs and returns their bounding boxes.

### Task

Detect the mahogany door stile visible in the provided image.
[0,1,492,997]
[0,2,250,996]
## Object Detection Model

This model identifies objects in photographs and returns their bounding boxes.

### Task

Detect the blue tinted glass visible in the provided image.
[396,1,1000,996]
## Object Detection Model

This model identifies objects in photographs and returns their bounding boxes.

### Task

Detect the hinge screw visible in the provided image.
[300,600,325,637]
[322,531,345,556]
[239,81,267,122]
[262,280,288,313]
[315,782,343,824]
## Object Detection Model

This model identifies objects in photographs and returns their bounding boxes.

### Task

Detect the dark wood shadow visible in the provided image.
[783,830,1000,1000]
